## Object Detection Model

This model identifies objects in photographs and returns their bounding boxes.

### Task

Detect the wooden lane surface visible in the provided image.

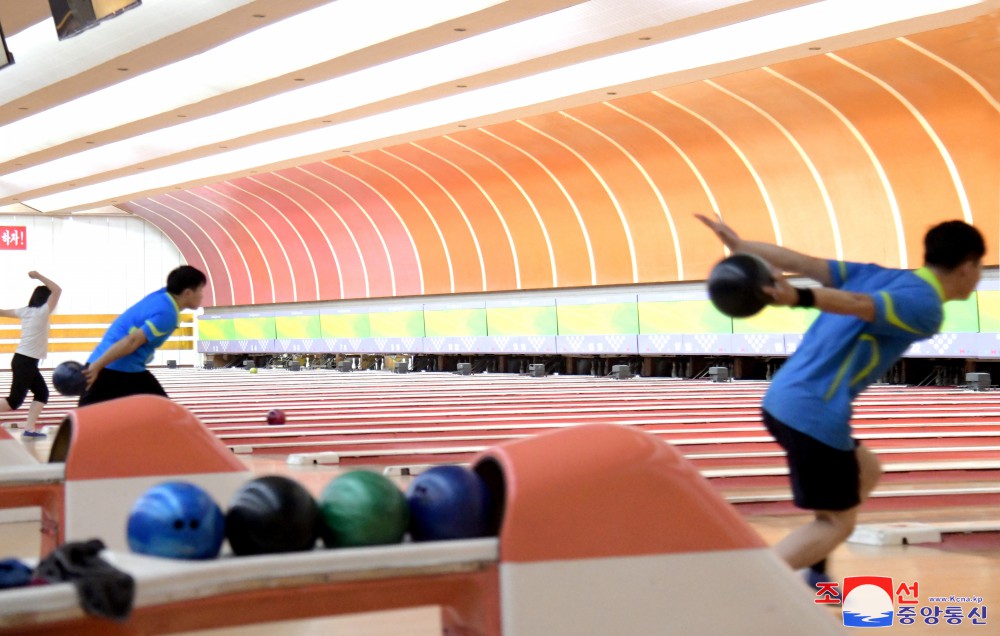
[2,368,998,420]
[3,370,999,505]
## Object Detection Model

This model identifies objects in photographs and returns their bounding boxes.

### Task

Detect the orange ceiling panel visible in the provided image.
[121,17,999,307]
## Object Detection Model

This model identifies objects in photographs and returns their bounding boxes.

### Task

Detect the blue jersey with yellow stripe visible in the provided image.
[762,261,944,450]
[88,288,180,373]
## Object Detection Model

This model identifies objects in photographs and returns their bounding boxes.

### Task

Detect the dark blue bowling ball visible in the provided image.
[127,481,225,560]
[52,360,87,396]
[406,465,493,542]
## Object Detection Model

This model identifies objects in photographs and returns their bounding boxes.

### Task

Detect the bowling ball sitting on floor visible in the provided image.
[318,471,408,548]
[52,360,88,396]
[226,475,321,556]
[707,253,775,318]
[407,465,493,542]
[266,409,286,425]
[127,481,225,560]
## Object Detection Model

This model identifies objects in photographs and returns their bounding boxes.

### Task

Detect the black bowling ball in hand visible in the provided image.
[52,361,87,396]
[707,254,775,318]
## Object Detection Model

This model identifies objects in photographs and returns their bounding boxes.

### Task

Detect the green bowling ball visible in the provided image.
[318,470,408,548]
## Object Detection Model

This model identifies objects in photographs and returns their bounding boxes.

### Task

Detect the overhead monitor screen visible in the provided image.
[0,21,12,70]
[48,0,141,40]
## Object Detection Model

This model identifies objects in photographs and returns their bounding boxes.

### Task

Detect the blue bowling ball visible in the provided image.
[406,465,493,542]
[52,360,87,396]
[127,481,225,560]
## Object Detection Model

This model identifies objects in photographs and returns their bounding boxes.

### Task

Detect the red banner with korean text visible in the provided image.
[0,226,26,250]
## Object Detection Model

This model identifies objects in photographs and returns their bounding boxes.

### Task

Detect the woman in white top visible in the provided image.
[0,272,61,439]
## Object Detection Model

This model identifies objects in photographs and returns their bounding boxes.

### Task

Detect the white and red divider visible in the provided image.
[52,395,251,551]
[0,395,251,556]
[1,419,842,634]
[0,425,64,553]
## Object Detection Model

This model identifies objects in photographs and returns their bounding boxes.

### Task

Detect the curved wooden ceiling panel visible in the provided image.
[421,135,557,291]
[129,19,999,307]
[337,156,451,296]
[126,198,233,307]
[288,164,401,298]
[465,126,595,289]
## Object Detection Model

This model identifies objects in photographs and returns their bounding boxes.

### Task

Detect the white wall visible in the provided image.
[0,214,199,368]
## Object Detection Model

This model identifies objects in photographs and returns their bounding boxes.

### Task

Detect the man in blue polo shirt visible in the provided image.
[697,215,985,585]
[80,265,206,406]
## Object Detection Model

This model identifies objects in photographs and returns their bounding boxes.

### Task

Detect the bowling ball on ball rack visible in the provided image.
[406,465,494,542]
[318,470,408,548]
[225,475,321,556]
[126,481,225,560]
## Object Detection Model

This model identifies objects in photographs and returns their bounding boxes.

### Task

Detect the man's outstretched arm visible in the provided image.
[695,214,834,286]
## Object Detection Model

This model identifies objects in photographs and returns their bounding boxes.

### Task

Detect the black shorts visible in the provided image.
[7,353,49,409]
[762,409,860,512]
[78,368,167,407]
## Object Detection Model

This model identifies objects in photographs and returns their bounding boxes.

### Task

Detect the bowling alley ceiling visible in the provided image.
[1,1,998,306]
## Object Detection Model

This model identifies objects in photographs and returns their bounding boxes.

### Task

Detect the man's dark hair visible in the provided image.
[166,265,207,295]
[28,286,51,308]
[924,221,985,269]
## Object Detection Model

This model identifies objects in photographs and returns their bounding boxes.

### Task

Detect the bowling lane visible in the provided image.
[5,368,1000,513]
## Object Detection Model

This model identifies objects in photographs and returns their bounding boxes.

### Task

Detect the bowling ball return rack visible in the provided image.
[0,405,844,635]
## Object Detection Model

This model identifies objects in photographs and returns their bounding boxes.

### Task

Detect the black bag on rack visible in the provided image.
[35,539,135,621]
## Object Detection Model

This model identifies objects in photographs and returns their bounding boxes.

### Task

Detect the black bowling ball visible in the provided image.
[225,475,320,556]
[707,253,775,318]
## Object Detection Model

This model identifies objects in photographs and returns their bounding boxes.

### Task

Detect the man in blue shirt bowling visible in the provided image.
[697,214,985,585]
[80,266,206,406]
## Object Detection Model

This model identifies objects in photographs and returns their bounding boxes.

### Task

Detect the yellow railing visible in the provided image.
[0,314,195,355]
